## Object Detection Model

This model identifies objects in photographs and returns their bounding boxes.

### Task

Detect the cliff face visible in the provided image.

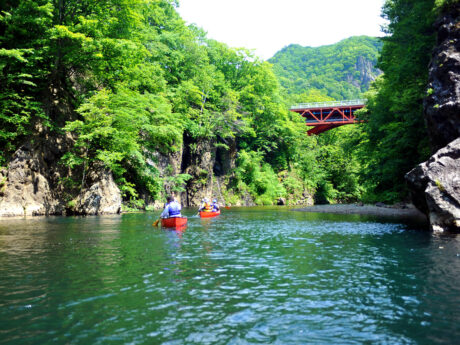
[0,142,66,217]
[347,56,381,91]
[180,136,243,207]
[0,131,240,216]
[181,136,218,207]
[0,135,121,217]
[424,4,460,152]
[406,3,460,232]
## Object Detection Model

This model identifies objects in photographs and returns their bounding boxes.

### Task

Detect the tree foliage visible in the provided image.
[0,0,315,205]
[0,0,445,206]
[358,0,438,202]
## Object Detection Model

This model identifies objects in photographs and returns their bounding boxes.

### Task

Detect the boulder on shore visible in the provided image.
[405,138,460,232]
[72,164,122,215]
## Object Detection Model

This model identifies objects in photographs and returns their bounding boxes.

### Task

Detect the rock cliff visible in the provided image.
[0,126,241,216]
[180,136,242,207]
[0,143,65,217]
[424,4,460,152]
[347,56,381,91]
[0,136,121,217]
[71,162,122,215]
[406,3,460,232]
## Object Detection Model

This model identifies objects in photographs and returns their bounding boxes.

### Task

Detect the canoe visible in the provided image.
[161,217,188,228]
[200,210,221,218]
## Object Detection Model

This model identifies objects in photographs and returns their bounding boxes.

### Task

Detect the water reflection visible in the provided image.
[0,208,458,345]
[162,224,187,237]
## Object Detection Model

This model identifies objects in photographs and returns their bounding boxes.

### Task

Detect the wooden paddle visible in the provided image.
[153,217,160,227]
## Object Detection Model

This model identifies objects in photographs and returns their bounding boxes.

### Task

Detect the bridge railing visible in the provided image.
[290,99,367,110]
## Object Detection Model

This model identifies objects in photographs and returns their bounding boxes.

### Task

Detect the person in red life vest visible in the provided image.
[198,197,213,212]
[161,195,182,218]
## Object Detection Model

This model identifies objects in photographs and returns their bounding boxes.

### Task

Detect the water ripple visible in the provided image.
[0,208,459,344]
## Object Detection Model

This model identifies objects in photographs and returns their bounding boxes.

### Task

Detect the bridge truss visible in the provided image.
[290,99,366,135]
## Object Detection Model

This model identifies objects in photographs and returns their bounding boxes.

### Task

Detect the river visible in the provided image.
[0,207,459,344]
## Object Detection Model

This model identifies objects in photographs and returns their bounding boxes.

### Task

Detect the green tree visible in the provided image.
[0,1,53,164]
[63,89,183,198]
[359,0,437,202]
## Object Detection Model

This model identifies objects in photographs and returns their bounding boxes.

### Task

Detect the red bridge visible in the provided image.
[290,99,366,135]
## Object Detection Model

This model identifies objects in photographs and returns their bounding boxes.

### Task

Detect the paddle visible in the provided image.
[154,202,166,226]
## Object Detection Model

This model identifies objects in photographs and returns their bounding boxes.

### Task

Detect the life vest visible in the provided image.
[203,202,213,212]
[168,201,181,217]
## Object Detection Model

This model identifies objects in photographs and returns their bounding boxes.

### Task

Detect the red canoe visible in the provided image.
[161,217,188,228]
[200,210,221,218]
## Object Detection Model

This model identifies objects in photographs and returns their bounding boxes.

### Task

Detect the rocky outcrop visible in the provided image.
[0,142,66,216]
[0,138,121,217]
[424,4,460,152]
[181,136,218,207]
[72,163,121,215]
[407,4,460,232]
[406,138,460,232]
[0,128,240,216]
[349,56,381,90]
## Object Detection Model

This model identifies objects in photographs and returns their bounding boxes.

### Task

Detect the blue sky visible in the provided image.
[177,0,387,60]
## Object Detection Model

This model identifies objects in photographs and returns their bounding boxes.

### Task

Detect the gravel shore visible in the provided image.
[293,203,427,221]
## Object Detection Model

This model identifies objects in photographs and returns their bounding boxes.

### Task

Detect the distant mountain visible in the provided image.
[269,36,383,100]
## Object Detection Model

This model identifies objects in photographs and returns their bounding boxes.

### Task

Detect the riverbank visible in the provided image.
[293,203,428,221]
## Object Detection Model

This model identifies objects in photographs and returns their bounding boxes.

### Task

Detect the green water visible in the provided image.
[0,207,459,344]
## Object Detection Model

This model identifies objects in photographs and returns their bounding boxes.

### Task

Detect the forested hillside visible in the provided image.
[268,0,453,204]
[0,0,455,215]
[0,0,320,213]
[269,36,382,101]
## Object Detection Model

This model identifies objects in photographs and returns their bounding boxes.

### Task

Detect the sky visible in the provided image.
[176,0,387,60]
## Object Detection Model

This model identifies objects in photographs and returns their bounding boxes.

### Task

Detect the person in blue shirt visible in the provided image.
[211,199,220,212]
[161,195,182,218]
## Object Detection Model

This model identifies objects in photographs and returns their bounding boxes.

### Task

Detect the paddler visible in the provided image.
[198,197,213,212]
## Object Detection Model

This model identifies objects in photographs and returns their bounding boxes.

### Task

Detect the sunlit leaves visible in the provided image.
[1,0,393,205]
[63,88,182,197]
[359,0,437,202]
[0,1,53,163]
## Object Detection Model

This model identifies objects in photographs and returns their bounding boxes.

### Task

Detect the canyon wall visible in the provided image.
[406,3,460,232]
